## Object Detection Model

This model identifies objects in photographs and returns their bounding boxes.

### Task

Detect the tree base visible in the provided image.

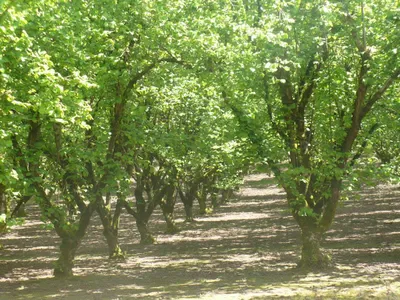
[140,235,156,245]
[109,248,125,260]
[298,228,334,271]
[297,252,333,271]
[53,263,73,278]
[164,224,180,234]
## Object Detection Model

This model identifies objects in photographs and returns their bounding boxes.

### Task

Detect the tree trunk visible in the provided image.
[136,218,155,244]
[0,186,6,239]
[297,227,332,270]
[135,184,155,244]
[54,235,79,278]
[0,184,5,215]
[197,188,207,215]
[102,227,124,259]
[52,201,95,278]
[11,195,31,218]
[184,203,194,222]
[163,210,179,234]
[161,187,179,234]
[0,183,6,214]
[179,187,196,222]
[285,178,341,271]
[211,193,218,208]
[220,189,233,205]
[97,197,124,259]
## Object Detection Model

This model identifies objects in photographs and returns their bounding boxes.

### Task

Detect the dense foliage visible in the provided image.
[1,0,398,276]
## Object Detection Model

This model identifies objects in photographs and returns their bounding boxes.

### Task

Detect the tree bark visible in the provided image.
[0,185,6,238]
[162,210,179,234]
[297,226,332,270]
[160,187,179,234]
[134,183,156,244]
[102,227,124,259]
[184,204,194,222]
[136,218,155,244]
[52,200,95,278]
[53,235,79,278]
[197,187,207,215]
[0,184,5,215]
[179,185,196,222]
[97,197,125,259]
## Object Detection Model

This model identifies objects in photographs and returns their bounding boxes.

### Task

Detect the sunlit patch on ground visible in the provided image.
[1,173,400,299]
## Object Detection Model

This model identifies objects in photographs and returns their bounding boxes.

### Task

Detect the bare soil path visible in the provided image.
[1,174,400,299]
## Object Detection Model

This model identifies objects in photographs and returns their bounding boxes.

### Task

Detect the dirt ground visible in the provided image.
[1,174,400,299]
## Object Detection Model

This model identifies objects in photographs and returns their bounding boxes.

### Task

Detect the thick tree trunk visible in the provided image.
[52,201,95,278]
[285,178,341,271]
[297,227,332,270]
[161,187,179,234]
[179,188,195,222]
[136,218,155,244]
[54,236,79,278]
[184,204,194,222]
[102,227,124,259]
[163,210,179,234]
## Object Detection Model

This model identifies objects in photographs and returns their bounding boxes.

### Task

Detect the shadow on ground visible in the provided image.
[1,174,400,299]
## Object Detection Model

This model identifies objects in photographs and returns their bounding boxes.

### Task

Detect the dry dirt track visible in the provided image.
[1,174,400,299]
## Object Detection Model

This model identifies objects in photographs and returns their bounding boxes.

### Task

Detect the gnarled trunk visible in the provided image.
[54,236,79,278]
[298,227,331,270]
[283,177,342,271]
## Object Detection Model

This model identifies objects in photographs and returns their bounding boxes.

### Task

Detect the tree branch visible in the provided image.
[361,68,400,119]
[122,57,187,100]
[349,122,379,167]
[122,199,138,219]
[341,48,370,153]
